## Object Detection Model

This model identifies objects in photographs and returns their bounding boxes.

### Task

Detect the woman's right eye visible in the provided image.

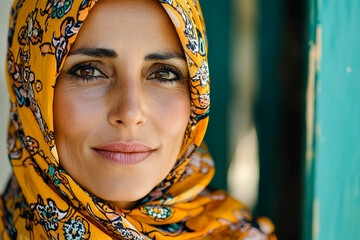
[70,64,106,81]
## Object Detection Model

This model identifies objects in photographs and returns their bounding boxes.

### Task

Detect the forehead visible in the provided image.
[71,0,183,54]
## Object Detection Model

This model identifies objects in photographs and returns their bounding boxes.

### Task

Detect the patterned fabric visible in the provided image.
[0,0,277,239]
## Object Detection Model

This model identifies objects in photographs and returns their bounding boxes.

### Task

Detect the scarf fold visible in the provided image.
[0,0,276,239]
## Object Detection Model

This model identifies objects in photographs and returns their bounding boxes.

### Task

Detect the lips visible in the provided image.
[93,142,155,165]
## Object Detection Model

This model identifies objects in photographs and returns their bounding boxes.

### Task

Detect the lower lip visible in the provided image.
[94,149,153,165]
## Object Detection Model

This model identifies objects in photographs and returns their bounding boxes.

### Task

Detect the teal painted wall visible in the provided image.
[201,0,231,191]
[305,0,360,239]
[256,0,283,225]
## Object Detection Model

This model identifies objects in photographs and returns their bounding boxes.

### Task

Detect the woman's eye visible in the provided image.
[150,70,178,80]
[148,66,184,83]
[74,66,104,79]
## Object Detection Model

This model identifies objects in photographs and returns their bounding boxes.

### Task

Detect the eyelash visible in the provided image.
[148,65,184,82]
[68,62,105,81]
[68,62,185,83]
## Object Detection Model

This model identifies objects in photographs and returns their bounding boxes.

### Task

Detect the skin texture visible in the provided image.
[53,0,190,209]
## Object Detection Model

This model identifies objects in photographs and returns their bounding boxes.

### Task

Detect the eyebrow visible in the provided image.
[144,51,185,61]
[68,48,117,58]
[68,47,185,61]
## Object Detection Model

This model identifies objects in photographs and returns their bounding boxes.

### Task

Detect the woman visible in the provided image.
[0,0,276,239]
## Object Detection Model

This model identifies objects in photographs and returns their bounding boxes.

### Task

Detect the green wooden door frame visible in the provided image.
[304,0,360,239]
[304,0,318,238]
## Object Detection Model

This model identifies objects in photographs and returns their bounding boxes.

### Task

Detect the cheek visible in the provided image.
[150,86,190,144]
[54,94,84,140]
[53,85,104,152]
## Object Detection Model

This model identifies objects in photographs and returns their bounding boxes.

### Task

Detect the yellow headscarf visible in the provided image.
[0,0,276,239]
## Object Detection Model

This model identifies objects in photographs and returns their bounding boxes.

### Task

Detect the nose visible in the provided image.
[107,80,146,128]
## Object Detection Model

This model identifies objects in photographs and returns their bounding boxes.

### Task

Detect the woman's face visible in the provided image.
[54,0,190,209]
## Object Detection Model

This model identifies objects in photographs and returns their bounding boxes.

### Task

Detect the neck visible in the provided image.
[110,200,139,210]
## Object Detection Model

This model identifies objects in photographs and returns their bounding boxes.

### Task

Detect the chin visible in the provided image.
[86,178,155,206]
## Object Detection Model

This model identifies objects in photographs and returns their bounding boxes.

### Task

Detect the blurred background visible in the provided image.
[0,0,12,197]
[1,0,360,240]
[202,0,306,239]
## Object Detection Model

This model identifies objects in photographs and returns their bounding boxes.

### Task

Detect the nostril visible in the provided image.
[136,119,144,125]
[109,100,146,127]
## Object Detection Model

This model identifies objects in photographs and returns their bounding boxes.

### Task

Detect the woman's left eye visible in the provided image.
[148,66,183,82]
[149,70,177,80]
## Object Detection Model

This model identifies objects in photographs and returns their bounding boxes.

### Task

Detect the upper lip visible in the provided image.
[93,142,154,153]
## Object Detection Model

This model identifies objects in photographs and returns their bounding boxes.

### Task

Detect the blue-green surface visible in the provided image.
[256,0,283,224]
[304,0,317,239]
[201,0,231,190]
[306,0,360,239]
